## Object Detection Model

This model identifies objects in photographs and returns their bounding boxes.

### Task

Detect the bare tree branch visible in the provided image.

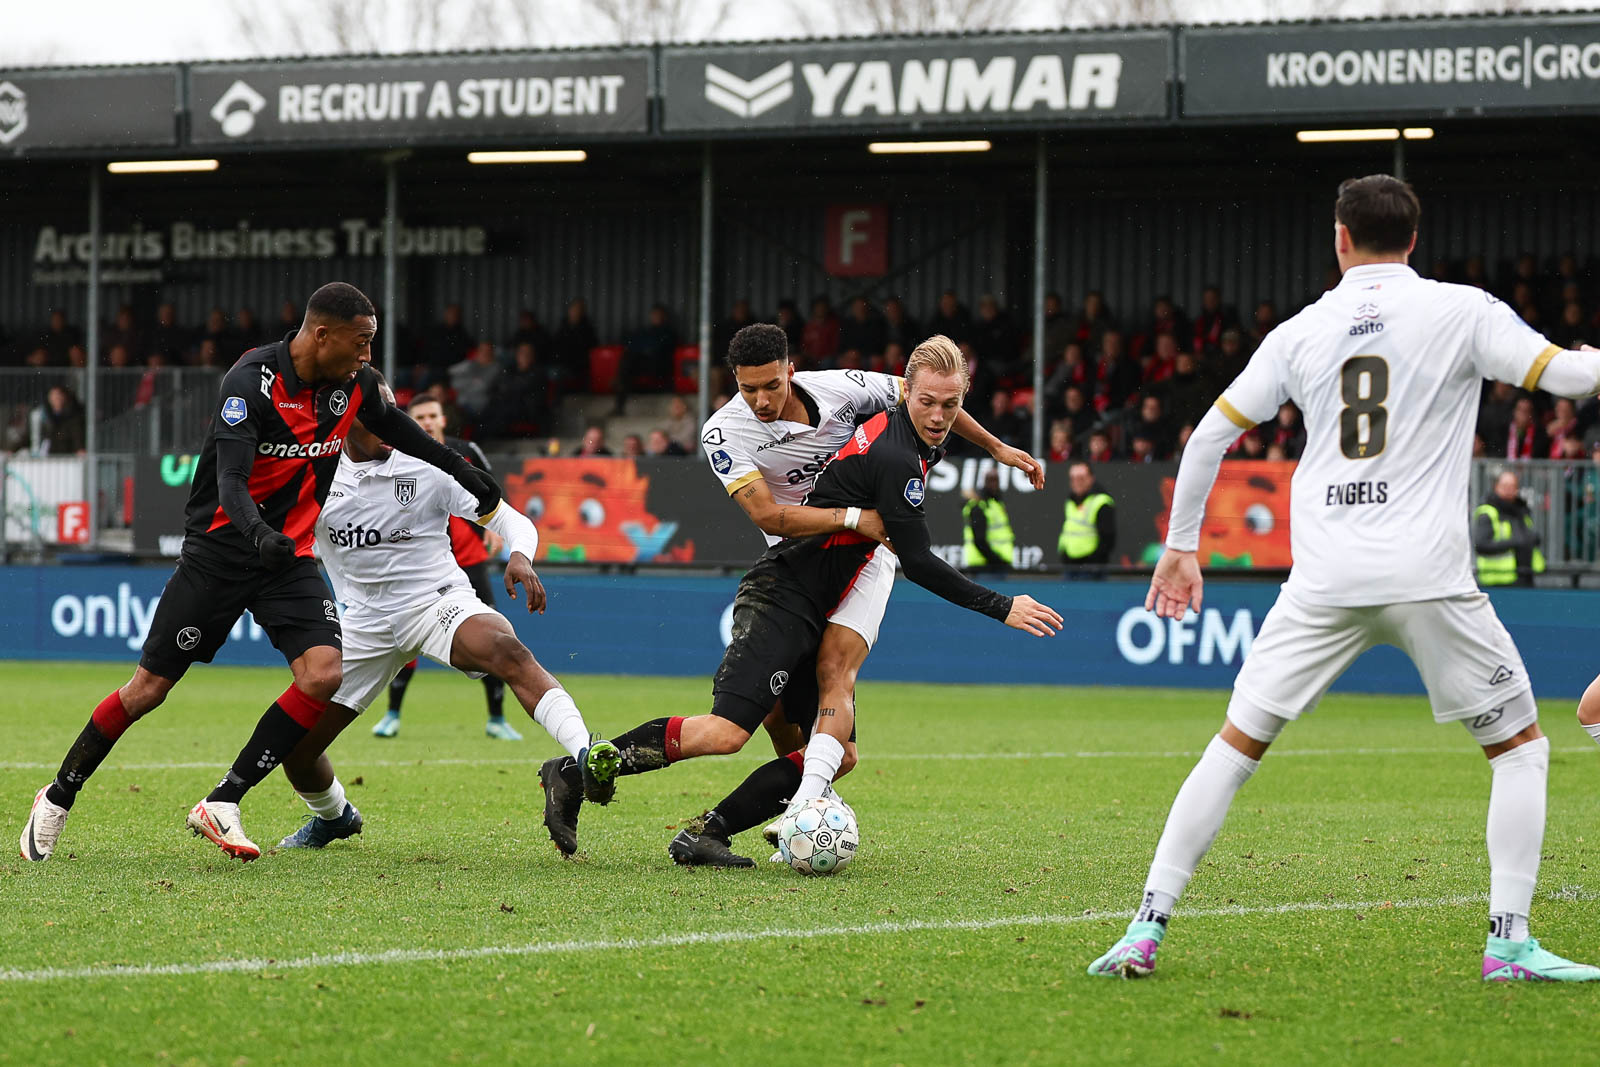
[794,0,1029,36]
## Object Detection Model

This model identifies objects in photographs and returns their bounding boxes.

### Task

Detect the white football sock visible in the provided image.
[1581,721,1600,748]
[791,733,846,806]
[1487,736,1548,942]
[298,777,347,820]
[1140,734,1261,919]
[533,688,589,760]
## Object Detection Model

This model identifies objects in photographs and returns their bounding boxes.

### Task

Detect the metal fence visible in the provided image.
[0,366,222,457]
[1470,458,1600,577]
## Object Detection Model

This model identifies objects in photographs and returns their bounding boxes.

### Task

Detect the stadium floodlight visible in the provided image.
[106,159,220,174]
[467,150,587,164]
[867,140,992,154]
[1402,127,1435,140]
[1295,129,1401,143]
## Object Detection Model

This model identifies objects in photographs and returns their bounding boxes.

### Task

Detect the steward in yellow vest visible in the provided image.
[1059,461,1116,573]
[1472,471,1544,587]
[962,470,1014,574]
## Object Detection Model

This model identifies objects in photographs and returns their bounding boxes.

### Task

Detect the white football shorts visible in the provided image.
[1232,590,1531,724]
[826,549,896,650]
[331,587,500,713]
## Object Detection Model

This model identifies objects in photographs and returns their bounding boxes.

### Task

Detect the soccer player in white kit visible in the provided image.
[263,379,620,858]
[1089,175,1600,982]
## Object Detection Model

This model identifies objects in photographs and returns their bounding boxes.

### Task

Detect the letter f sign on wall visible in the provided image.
[824,204,887,277]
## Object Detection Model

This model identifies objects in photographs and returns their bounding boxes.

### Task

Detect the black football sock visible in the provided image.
[703,755,804,841]
[613,717,684,775]
[387,662,417,716]
[206,687,326,804]
[484,676,506,720]
[47,690,134,809]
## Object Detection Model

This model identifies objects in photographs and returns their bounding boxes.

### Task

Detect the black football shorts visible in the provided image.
[139,554,341,680]
[711,557,826,734]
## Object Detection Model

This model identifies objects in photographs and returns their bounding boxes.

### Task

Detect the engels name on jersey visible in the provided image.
[1326,480,1390,506]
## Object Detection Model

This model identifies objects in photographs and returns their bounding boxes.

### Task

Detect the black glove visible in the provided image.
[254,527,298,570]
[452,459,502,518]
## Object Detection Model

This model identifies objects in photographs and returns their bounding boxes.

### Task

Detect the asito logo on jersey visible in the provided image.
[1350,302,1384,336]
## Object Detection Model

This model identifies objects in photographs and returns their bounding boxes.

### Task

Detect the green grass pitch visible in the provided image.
[2,661,1598,1065]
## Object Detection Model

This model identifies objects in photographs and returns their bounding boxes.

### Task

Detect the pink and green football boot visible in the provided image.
[1087,921,1165,978]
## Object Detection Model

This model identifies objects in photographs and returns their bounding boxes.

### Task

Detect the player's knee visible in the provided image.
[700,715,751,755]
[295,664,342,703]
[1578,678,1600,726]
[121,674,170,719]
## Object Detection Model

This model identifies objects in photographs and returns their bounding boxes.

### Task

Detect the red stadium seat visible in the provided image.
[587,345,623,393]
[1011,388,1035,411]
[674,345,700,394]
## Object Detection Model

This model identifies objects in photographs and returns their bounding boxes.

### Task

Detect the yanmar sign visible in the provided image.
[1184,16,1600,117]
[662,33,1171,133]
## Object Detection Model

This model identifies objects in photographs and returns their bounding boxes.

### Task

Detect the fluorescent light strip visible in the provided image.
[1402,127,1435,140]
[467,150,587,164]
[106,159,219,174]
[1296,129,1400,143]
[868,140,992,155]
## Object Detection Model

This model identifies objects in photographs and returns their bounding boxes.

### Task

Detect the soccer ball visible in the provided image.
[776,796,859,876]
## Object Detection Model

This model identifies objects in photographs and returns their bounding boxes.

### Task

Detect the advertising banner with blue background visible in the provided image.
[4,565,1597,700]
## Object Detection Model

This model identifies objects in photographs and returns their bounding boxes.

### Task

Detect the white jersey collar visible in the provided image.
[1339,263,1417,288]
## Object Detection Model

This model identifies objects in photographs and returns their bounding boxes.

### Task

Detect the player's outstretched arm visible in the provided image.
[1528,344,1600,399]
[1004,595,1065,637]
[885,513,1058,634]
[1146,549,1203,622]
[1153,403,1253,621]
[363,401,501,515]
[730,477,884,542]
[952,408,1045,489]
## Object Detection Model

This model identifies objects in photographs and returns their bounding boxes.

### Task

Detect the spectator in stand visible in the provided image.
[959,339,996,423]
[23,346,49,368]
[1462,255,1491,290]
[1266,402,1307,459]
[987,390,1028,449]
[927,289,972,345]
[1192,285,1238,354]
[31,385,86,455]
[883,341,907,375]
[1502,253,1541,308]
[416,303,477,390]
[715,299,755,359]
[1073,290,1116,353]
[1056,384,1096,446]
[574,425,612,457]
[481,342,547,439]
[551,298,598,396]
[972,294,1022,381]
[147,303,191,364]
[1265,442,1289,462]
[838,297,886,365]
[39,309,84,365]
[450,341,500,425]
[1095,330,1140,412]
[1044,341,1092,400]
[508,309,551,357]
[1506,394,1548,461]
[1048,421,1072,464]
[1128,433,1157,463]
[1128,394,1174,459]
[1247,300,1277,348]
[664,395,696,452]
[621,433,644,458]
[617,303,678,414]
[106,344,131,368]
[1042,292,1073,364]
[1550,302,1587,350]
[1142,333,1181,387]
[1162,351,1212,433]
[1547,397,1581,459]
[200,307,230,357]
[800,295,840,366]
[1229,430,1267,461]
[233,307,263,352]
[1478,382,1519,457]
[194,338,223,368]
[646,429,688,457]
[1428,257,1454,283]
[102,305,143,361]
[882,296,920,353]
[1085,429,1115,464]
[1213,328,1251,388]
[774,299,804,353]
[1134,295,1188,359]
[277,300,299,336]
[1548,253,1586,313]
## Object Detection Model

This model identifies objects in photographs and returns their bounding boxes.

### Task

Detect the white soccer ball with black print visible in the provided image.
[776,796,859,876]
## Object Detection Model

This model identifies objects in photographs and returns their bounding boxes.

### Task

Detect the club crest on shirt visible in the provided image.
[711,449,733,474]
[329,390,349,416]
[394,478,417,506]
[220,396,248,426]
[904,477,925,507]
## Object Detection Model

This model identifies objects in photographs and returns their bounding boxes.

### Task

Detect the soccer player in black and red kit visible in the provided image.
[19,282,500,862]
[558,335,1062,866]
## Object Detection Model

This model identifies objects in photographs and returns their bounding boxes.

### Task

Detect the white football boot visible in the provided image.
[186,799,261,861]
[20,785,69,861]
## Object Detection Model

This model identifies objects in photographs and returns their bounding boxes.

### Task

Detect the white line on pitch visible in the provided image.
[2,746,1590,774]
[0,892,1491,985]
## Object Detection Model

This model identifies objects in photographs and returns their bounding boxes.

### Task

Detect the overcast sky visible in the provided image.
[6,0,1599,67]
